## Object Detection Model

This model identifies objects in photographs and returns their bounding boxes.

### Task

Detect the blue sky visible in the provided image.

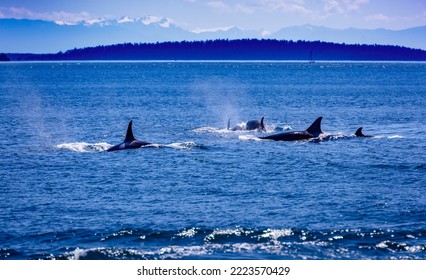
[0,0,425,32]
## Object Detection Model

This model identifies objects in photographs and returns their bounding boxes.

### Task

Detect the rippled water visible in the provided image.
[0,62,425,259]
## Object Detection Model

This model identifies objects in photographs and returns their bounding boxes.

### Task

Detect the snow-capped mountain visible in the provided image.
[85,15,177,28]
[192,26,261,40]
[0,16,425,53]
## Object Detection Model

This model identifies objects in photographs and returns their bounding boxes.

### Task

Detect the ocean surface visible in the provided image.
[0,61,425,260]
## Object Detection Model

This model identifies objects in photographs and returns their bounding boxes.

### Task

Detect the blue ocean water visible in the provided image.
[0,61,425,260]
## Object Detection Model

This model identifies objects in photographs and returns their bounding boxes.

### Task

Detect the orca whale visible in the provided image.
[107,120,151,152]
[355,127,372,138]
[260,117,324,141]
[227,117,266,131]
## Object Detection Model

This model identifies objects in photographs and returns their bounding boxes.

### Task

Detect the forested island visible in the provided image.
[6,39,426,61]
[0,53,11,61]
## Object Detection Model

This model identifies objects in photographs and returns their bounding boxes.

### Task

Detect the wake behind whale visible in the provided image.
[56,141,200,153]
[56,142,112,153]
[56,120,203,153]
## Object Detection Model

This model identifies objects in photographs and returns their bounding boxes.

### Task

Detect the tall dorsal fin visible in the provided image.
[227,118,231,130]
[260,117,265,130]
[124,120,136,142]
[306,117,323,134]
[355,127,364,137]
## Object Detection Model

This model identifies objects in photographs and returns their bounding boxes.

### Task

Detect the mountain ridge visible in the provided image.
[1,17,425,53]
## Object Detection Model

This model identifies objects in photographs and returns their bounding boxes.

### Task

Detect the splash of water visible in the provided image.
[55,142,112,153]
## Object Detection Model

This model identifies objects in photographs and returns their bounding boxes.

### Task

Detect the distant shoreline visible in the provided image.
[2,60,426,63]
[3,39,426,61]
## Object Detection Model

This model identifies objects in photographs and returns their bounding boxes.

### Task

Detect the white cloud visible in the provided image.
[235,3,255,14]
[206,1,255,14]
[365,13,392,22]
[207,1,233,12]
[48,11,93,25]
[206,0,312,15]
[203,0,370,17]
[324,0,344,14]
[0,6,93,25]
[257,0,312,14]
[346,0,369,11]
[0,6,35,19]
[323,0,369,15]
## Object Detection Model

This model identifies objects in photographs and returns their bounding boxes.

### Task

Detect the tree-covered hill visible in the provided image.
[7,39,426,61]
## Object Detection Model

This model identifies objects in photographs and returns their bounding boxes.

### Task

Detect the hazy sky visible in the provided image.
[1,0,425,32]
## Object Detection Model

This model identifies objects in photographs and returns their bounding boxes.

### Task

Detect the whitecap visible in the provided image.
[70,247,89,260]
[157,245,209,259]
[176,228,197,238]
[260,228,293,240]
[388,135,403,139]
[376,241,389,249]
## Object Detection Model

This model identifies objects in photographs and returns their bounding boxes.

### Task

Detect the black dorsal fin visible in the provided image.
[260,117,265,130]
[124,120,136,142]
[306,117,323,134]
[227,118,231,130]
[355,127,364,137]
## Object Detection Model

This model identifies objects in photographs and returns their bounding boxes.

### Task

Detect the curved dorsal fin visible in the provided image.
[306,117,323,134]
[124,120,136,142]
[260,117,265,130]
[355,127,364,137]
